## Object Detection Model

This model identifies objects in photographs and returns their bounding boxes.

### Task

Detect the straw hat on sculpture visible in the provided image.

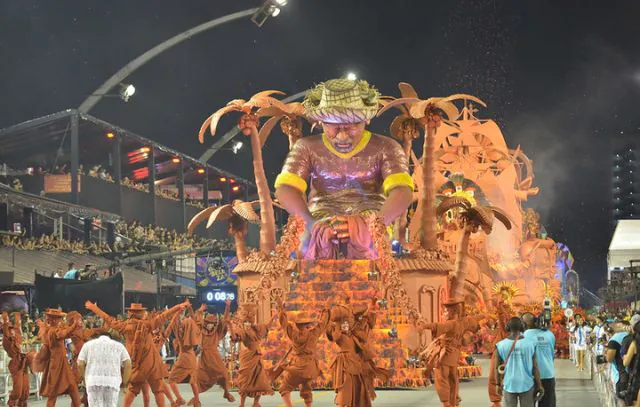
[303,79,380,124]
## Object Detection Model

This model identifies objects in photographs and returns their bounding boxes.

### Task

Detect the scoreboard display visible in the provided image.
[197,285,238,314]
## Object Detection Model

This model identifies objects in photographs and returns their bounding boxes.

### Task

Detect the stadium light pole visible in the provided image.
[78,6,273,114]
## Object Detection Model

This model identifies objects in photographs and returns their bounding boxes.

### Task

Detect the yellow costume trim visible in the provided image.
[274,171,308,194]
[322,130,372,159]
[383,172,414,196]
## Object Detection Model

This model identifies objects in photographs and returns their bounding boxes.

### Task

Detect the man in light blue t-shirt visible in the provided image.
[606,320,630,388]
[496,317,544,407]
[522,312,556,407]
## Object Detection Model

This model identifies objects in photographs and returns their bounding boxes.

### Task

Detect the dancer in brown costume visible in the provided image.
[417,300,481,407]
[85,300,189,407]
[67,311,103,406]
[39,308,82,407]
[351,296,390,398]
[166,305,202,407]
[230,303,275,407]
[141,314,176,407]
[2,312,33,407]
[273,299,330,407]
[327,305,373,407]
[191,299,234,403]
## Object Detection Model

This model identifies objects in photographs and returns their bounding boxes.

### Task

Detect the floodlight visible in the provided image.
[197,168,205,174]
[231,141,243,154]
[271,7,281,17]
[232,186,240,192]
[220,177,227,182]
[106,132,115,139]
[274,0,288,5]
[346,72,357,81]
[171,157,181,164]
[119,83,136,102]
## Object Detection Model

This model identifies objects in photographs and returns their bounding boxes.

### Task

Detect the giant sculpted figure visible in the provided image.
[275,79,414,259]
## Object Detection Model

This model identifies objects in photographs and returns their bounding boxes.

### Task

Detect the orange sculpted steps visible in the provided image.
[260,260,428,388]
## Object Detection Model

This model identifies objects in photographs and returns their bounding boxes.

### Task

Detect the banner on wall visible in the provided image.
[195,251,238,288]
[44,174,81,193]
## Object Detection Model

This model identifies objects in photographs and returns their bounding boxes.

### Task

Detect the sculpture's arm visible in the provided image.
[274,139,313,228]
[275,186,314,227]
[379,137,415,225]
[378,186,414,226]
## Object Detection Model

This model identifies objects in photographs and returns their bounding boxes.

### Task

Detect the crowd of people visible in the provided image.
[3,163,206,209]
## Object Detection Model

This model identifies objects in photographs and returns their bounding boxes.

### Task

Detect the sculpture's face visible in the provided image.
[322,122,367,153]
[243,321,251,330]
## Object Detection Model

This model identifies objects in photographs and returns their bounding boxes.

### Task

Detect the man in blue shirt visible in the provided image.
[606,320,630,389]
[63,262,79,280]
[522,312,556,407]
[496,317,544,407]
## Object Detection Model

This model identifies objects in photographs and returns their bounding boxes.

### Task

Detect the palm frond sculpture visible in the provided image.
[197,91,288,253]
[187,200,261,263]
[256,102,306,150]
[437,196,512,302]
[378,84,487,250]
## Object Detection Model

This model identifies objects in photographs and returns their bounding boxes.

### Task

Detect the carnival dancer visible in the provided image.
[567,317,576,362]
[417,299,481,407]
[84,300,189,407]
[2,312,33,407]
[141,312,177,407]
[487,296,513,407]
[272,299,330,407]
[166,304,203,407]
[66,310,104,406]
[326,304,374,407]
[572,314,590,372]
[274,78,414,260]
[39,308,82,407]
[191,299,235,403]
[230,303,275,407]
[351,296,390,396]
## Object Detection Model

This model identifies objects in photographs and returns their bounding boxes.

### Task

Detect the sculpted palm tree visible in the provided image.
[198,91,288,254]
[256,102,306,150]
[187,200,261,263]
[379,89,486,250]
[436,196,512,301]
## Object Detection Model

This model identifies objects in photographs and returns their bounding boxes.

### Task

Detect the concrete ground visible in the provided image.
[27,359,602,406]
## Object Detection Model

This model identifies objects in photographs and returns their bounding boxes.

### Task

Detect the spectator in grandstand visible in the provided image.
[522,312,556,407]
[607,319,631,397]
[64,262,80,280]
[495,317,544,407]
[622,315,640,406]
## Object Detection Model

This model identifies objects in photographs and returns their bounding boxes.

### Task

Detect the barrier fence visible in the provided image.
[590,351,622,407]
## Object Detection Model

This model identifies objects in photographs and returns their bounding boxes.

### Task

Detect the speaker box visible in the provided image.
[83,218,92,246]
[0,203,7,231]
[22,207,34,238]
[0,271,14,286]
[106,222,115,249]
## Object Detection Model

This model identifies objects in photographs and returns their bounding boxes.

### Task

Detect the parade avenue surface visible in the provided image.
[28,359,600,406]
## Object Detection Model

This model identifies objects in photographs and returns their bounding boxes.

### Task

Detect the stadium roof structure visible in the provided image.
[608,219,640,273]
[609,219,640,252]
[0,109,255,192]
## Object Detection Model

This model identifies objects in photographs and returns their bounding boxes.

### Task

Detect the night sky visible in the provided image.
[2,0,640,290]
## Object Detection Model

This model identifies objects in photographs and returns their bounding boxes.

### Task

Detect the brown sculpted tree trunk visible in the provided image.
[249,126,276,253]
[420,125,437,250]
[396,135,412,246]
[451,227,472,301]
[233,232,248,263]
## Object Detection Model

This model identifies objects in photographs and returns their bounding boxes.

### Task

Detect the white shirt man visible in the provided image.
[78,333,131,407]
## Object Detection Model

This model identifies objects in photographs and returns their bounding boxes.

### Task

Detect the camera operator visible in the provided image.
[522,312,556,407]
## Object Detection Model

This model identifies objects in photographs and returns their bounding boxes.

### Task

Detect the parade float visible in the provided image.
[189,79,564,390]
